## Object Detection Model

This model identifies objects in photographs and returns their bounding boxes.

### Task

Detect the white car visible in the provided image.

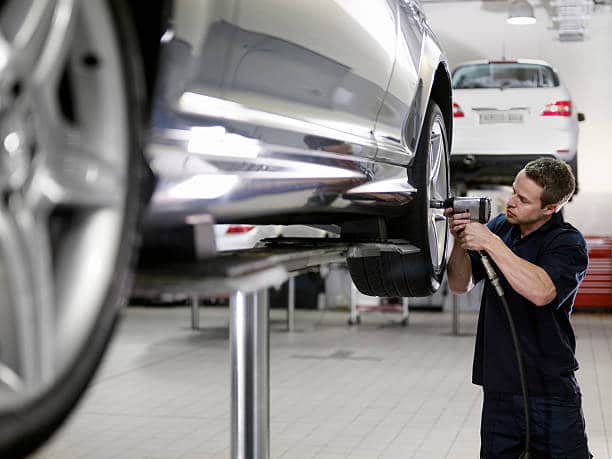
[214,225,330,252]
[451,59,584,189]
[214,225,282,251]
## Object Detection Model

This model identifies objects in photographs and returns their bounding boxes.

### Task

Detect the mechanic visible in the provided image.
[444,158,592,458]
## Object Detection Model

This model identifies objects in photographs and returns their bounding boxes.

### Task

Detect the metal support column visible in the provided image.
[287,276,295,332]
[348,282,360,325]
[230,289,270,459]
[402,297,410,325]
[191,295,200,330]
[452,294,459,336]
[133,243,361,458]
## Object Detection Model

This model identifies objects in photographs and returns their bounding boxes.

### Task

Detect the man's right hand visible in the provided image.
[444,208,475,294]
[444,208,472,238]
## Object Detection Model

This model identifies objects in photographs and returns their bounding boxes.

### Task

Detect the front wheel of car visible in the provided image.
[0,1,147,456]
[348,100,450,297]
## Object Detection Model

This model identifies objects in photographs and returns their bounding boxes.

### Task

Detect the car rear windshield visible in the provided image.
[452,63,560,89]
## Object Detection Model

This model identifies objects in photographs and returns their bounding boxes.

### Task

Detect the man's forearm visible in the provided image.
[447,239,473,294]
[484,236,556,306]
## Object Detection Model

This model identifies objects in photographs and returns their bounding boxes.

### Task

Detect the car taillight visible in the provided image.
[453,102,465,118]
[542,100,572,117]
[226,225,255,234]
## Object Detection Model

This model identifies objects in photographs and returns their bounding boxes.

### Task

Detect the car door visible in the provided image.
[152,0,239,123]
[374,0,424,165]
[221,0,397,158]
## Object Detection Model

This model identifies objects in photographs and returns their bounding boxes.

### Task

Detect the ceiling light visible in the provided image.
[507,0,536,24]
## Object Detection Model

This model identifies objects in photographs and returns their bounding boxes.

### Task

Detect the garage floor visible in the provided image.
[33,304,612,459]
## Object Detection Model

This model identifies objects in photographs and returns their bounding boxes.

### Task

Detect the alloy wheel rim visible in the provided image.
[427,117,449,272]
[0,0,129,406]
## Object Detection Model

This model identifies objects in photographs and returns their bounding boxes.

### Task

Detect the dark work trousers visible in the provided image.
[481,391,592,458]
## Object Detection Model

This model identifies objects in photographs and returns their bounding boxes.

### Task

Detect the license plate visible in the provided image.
[479,111,524,124]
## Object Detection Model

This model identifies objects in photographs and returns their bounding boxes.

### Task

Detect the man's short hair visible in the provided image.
[523,158,576,207]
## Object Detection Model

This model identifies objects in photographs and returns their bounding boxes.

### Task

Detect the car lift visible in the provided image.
[134,238,419,459]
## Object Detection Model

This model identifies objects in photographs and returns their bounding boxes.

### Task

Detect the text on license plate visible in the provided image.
[479,111,524,124]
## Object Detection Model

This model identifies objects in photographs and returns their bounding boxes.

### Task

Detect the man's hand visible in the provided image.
[456,222,497,252]
[444,208,472,238]
[444,207,495,250]
[444,207,475,293]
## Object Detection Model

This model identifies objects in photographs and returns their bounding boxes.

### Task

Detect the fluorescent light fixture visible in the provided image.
[507,0,536,24]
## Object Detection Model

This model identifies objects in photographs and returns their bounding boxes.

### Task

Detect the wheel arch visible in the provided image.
[122,0,171,112]
[409,33,453,166]
[429,63,453,152]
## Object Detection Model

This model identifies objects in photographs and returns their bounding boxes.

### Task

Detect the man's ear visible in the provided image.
[544,203,559,215]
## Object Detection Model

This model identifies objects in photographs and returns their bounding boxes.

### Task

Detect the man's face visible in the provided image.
[506,170,556,227]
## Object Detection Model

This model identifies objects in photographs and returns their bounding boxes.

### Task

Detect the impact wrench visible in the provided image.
[431,196,532,459]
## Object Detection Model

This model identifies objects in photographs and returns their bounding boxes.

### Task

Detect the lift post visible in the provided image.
[135,242,339,458]
[134,239,420,458]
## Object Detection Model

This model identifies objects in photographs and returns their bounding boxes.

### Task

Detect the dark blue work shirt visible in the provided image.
[469,212,588,397]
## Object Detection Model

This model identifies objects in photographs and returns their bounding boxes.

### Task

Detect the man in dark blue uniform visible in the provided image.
[445,158,591,458]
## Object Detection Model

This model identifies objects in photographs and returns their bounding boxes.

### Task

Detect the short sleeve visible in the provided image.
[539,232,588,309]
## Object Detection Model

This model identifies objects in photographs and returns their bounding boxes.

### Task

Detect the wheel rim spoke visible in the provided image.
[428,213,439,263]
[0,33,11,77]
[429,133,442,188]
[0,1,60,78]
[0,199,55,389]
[31,0,76,89]
[54,208,123,368]
[2,0,77,91]
[34,125,126,209]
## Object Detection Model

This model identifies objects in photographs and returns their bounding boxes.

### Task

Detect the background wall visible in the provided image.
[423,1,612,235]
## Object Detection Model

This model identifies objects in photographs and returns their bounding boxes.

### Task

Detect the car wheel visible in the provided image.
[0,1,147,456]
[348,100,450,297]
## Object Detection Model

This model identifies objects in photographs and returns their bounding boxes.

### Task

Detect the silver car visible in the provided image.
[0,0,452,455]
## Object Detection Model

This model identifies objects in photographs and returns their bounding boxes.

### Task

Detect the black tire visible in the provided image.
[0,1,148,457]
[348,101,450,297]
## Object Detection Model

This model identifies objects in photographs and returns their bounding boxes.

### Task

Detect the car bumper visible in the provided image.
[450,154,578,187]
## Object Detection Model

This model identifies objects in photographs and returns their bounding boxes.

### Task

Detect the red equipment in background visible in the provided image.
[574,236,612,309]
